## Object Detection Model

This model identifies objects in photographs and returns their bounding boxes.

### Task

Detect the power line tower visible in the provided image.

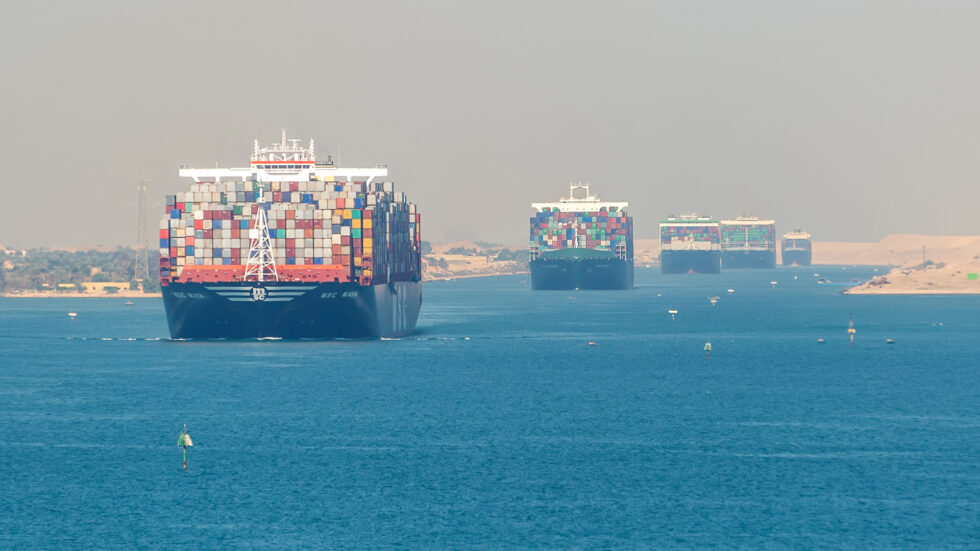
[134,181,149,285]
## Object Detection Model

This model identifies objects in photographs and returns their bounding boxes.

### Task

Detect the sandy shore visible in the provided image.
[845,260,980,295]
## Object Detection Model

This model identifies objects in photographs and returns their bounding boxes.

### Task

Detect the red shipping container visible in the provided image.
[159,229,169,239]
[286,210,295,220]
[286,238,295,248]
[186,236,195,246]
[194,220,204,230]
[332,245,341,256]
[203,230,212,239]
[341,236,350,246]
[231,228,240,238]
[176,202,185,211]
[314,220,323,229]
[336,198,345,208]
[170,247,178,257]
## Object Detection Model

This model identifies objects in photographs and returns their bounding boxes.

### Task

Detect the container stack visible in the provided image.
[720,218,776,251]
[159,178,421,286]
[660,217,721,249]
[529,207,633,261]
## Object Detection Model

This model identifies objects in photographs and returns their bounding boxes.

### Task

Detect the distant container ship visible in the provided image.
[529,184,634,290]
[158,131,422,339]
[720,216,776,269]
[660,214,721,274]
[781,230,812,266]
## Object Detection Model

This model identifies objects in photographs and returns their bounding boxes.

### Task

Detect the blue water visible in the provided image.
[1,266,978,549]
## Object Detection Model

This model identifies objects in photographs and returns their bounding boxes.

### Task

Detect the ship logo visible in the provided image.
[205,285,318,302]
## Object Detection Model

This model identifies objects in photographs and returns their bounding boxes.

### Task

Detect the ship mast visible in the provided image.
[243,188,279,282]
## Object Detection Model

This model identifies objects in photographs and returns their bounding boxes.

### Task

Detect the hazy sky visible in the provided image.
[2,1,978,248]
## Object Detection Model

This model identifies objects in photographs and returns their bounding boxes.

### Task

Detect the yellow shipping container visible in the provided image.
[364,238,373,248]
[343,209,352,219]
[352,219,361,229]
[363,218,372,229]
[354,257,362,267]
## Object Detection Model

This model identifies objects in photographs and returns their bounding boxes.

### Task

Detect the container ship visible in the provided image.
[158,131,422,339]
[529,184,633,290]
[660,214,721,274]
[781,230,812,266]
[719,216,776,269]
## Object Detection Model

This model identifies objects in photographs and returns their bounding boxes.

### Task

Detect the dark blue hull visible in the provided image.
[722,250,776,269]
[782,249,813,266]
[161,281,421,339]
[530,258,633,290]
[660,250,721,274]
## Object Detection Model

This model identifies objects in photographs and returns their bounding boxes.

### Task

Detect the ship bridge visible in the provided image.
[178,130,388,184]
[531,183,628,213]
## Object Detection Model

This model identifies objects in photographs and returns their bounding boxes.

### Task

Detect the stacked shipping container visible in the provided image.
[529,208,633,262]
[159,178,421,286]
[720,220,776,251]
[660,219,721,248]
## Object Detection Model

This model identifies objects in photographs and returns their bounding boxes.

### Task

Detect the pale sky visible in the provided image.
[1,1,978,248]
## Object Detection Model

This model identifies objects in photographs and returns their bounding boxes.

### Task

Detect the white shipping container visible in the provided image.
[341,226,350,236]
[332,234,341,245]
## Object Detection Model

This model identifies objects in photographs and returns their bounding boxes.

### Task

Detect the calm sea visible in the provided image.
[1,266,978,549]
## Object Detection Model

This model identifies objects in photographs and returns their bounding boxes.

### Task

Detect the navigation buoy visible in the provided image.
[848,314,856,346]
[704,340,712,359]
[177,424,193,470]
[668,309,678,320]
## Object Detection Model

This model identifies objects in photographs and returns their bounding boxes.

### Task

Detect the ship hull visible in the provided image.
[781,249,812,266]
[161,280,421,339]
[721,250,776,269]
[660,250,721,274]
[530,257,633,290]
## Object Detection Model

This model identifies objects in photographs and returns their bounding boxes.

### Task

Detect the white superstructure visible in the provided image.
[719,215,776,227]
[531,184,628,213]
[782,230,811,240]
[178,129,388,185]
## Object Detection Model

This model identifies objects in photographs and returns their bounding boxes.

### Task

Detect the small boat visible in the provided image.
[885,338,895,344]
[708,296,719,306]
[586,341,599,347]
[124,301,134,306]
[668,309,678,320]
[816,338,826,344]
[727,288,735,295]
[770,281,778,287]
[68,312,77,320]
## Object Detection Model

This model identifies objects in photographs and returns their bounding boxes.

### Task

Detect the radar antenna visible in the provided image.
[243,188,279,282]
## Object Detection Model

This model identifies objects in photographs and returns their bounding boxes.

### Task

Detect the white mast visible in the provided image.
[243,188,279,282]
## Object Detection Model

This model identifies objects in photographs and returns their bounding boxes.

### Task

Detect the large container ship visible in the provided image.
[529,184,633,290]
[719,216,776,269]
[158,131,422,339]
[660,214,721,274]
[781,230,812,266]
